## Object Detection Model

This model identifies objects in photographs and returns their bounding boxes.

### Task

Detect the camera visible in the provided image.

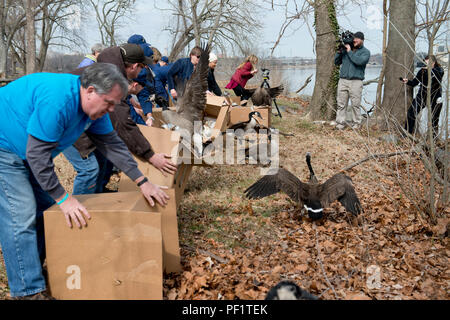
[338,30,354,52]
[261,68,270,80]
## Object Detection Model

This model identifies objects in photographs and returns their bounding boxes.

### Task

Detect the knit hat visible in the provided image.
[209,52,218,62]
[353,32,364,40]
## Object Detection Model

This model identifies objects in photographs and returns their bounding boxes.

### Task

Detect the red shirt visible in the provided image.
[225,62,254,89]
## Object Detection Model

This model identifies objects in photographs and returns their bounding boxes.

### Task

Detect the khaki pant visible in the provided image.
[336,78,363,126]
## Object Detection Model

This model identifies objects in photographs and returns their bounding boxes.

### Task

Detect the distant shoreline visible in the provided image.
[266,64,382,70]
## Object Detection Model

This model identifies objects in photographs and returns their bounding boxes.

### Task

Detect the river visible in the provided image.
[279,65,448,134]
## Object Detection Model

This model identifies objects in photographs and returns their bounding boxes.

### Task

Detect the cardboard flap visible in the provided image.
[119,125,181,191]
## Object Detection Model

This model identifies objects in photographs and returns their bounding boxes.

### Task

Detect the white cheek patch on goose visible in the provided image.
[304,205,323,213]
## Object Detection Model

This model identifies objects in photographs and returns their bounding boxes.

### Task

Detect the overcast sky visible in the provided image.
[77,1,437,58]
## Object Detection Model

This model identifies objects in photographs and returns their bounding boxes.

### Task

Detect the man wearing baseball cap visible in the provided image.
[334,31,370,130]
[63,42,176,196]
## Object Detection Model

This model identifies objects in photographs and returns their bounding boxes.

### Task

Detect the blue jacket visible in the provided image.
[151,64,171,100]
[167,57,194,92]
[334,45,371,80]
[77,55,96,68]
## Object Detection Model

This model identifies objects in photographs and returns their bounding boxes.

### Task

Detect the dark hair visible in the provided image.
[425,55,441,68]
[80,63,128,97]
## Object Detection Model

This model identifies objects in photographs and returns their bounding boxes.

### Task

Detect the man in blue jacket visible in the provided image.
[167,46,202,99]
[151,56,171,108]
[0,63,169,299]
[334,31,370,129]
[77,43,106,68]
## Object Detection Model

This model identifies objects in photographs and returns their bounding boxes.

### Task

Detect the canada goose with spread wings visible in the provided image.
[246,85,284,106]
[244,153,362,221]
[162,44,210,137]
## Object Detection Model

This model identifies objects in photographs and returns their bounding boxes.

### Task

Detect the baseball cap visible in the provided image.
[133,69,148,87]
[127,34,147,45]
[161,56,169,63]
[354,32,364,40]
[140,43,154,59]
[119,43,153,65]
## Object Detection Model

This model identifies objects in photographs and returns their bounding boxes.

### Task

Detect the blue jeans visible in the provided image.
[63,145,113,194]
[0,148,54,297]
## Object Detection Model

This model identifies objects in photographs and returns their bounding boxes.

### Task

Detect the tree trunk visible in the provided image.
[375,0,388,111]
[309,0,340,120]
[0,0,7,77]
[25,0,36,74]
[379,0,416,130]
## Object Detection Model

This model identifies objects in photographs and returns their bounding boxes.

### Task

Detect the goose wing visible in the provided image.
[177,43,210,122]
[269,84,284,98]
[319,173,362,215]
[244,168,307,202]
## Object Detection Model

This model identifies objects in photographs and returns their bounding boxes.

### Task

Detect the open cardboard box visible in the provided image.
[44,192,165,300]
[228,106,272,128]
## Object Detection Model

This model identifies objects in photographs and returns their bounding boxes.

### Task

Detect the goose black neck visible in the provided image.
[306,153,315,178]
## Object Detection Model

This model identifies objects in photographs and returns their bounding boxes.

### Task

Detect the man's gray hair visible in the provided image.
[91,43,106,55]
[80,63,128,98]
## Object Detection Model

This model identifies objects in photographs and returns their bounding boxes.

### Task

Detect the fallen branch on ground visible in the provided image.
[340,151,415,172]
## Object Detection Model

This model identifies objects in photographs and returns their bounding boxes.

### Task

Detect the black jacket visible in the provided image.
[207,68,222,96]
[71,46,155,160]
[407,66,444,102]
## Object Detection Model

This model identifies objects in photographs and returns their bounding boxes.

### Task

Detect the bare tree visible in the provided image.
[24,0,37,73]
[378,0,416,129]
[89,0,135,46]
[158,0,263,60]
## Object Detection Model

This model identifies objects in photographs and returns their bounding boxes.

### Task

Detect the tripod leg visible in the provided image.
[273,98,282,118]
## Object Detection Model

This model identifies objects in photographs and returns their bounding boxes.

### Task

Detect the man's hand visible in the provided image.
[401,78,408,84]
[138,179,170,206]
[170,89,177,99]
[149,153,177,176]
[58,195,91,229]
[345,44,351,52]
[146,114,153,126]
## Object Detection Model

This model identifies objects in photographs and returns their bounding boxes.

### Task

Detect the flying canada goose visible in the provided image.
[244,153,362,221]
[247,85,284,106]
[162,43,210,138]
[265,280,318,300]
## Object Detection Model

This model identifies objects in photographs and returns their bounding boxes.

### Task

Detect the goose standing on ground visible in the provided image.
[244,153,362,221]
[265,280,318,300]
[162,44,210,137]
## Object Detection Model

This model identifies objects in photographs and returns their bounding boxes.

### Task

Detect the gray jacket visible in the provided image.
[334,45,371,80]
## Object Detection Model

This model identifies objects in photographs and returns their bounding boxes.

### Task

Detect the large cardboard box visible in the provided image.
[118,125,183,273]
[44,192,163,300]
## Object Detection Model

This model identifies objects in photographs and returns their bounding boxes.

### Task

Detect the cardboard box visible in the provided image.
[228,106,271,128]
[118,125,183,273]
[44,192,163,300]
[206,95,241,108]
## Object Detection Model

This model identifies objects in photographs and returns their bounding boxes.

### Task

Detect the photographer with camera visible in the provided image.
[401,55,444,138]
[334,31,370,130]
